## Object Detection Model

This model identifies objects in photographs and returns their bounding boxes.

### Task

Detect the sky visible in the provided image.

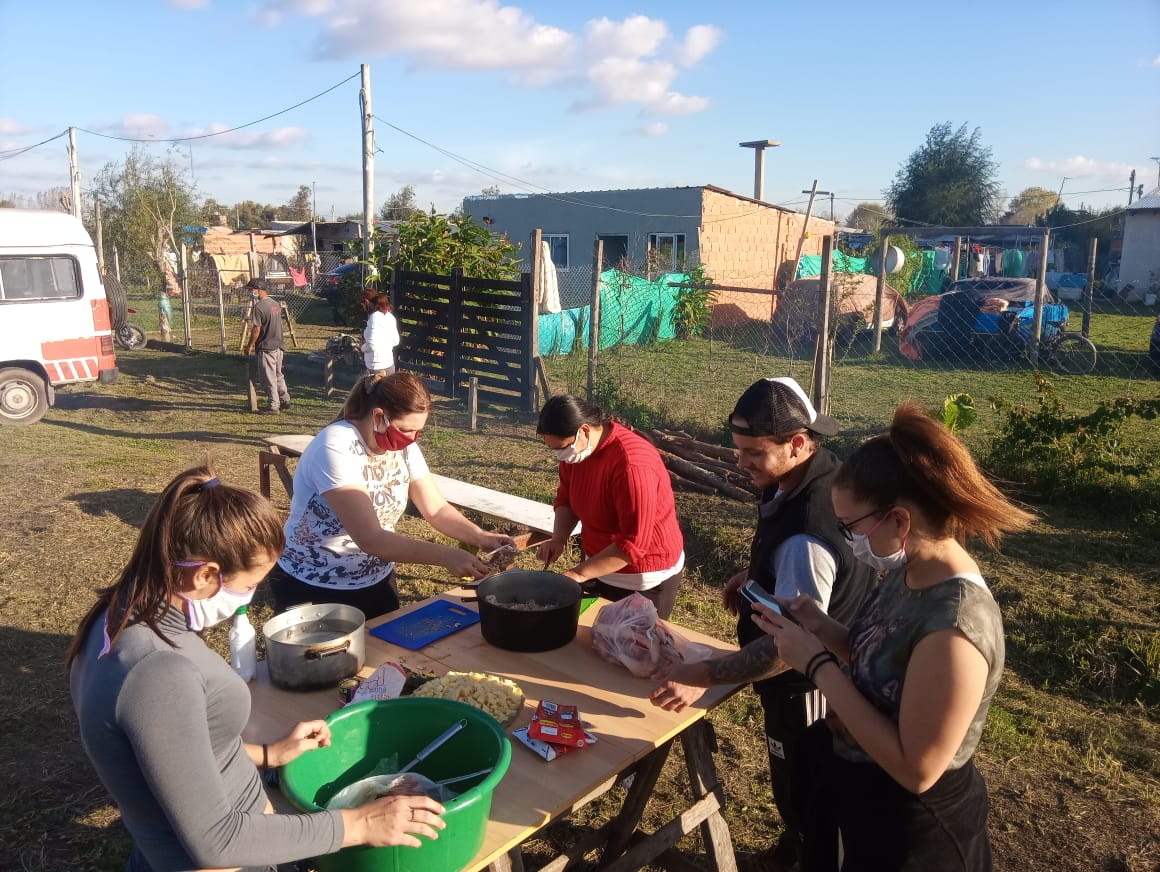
[1,0,1158,225]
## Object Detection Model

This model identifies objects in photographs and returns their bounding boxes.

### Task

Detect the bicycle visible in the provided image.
[1037,319,1098,375]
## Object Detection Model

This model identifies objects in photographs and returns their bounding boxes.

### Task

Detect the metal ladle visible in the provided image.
[397,718,469,774]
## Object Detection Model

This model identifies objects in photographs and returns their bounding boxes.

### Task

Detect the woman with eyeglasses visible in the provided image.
[267,372,512,619]
[535,394,685,618]
[751,401,1034,872]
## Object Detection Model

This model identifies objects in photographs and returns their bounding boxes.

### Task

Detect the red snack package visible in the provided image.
[528,700,590,748]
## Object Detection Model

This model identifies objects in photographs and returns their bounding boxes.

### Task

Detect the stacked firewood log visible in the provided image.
[644,429,760,502]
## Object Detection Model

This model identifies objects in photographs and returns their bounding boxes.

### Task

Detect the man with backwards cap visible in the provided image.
[650,376,876,872]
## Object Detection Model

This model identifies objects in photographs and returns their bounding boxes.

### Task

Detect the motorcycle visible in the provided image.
[115,307,147,351]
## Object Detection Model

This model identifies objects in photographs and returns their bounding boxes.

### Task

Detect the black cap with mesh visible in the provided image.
[730,377,839,437]
[245,277,265,291]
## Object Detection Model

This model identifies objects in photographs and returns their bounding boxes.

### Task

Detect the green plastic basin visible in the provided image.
[281,697,512,872]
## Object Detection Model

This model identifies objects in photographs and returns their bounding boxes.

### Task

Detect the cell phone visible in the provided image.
[740,580,784,615]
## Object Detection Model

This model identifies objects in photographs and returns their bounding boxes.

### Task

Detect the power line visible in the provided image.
[75,72,360,144]
[0,129,69,161]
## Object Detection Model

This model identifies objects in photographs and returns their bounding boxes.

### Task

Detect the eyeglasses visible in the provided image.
[836,506,893,541]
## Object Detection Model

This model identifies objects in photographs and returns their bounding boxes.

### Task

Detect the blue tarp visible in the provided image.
[538,269,686,356]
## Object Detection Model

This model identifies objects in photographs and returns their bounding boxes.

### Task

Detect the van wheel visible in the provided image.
[0,367,49,425]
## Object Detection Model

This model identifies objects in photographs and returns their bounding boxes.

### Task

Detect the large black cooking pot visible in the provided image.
[474,570,582,653]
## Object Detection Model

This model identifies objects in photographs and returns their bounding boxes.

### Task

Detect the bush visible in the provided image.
[987,374,1160,512]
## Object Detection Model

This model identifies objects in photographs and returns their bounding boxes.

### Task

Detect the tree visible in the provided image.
[390,210,520,279]
[233,200,274,229]
[886,122,1001,226]
[1001,187,1058,225]
[480,184,501,196]
[379,185,423,221]
[283,185,313,221]
[844,202,891,234]
[89,146,200,288]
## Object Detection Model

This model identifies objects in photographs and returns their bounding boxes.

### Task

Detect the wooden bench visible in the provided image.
[258,434,578,538]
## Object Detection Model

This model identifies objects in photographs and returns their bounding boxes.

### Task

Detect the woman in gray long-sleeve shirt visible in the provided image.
[68,467,445,872]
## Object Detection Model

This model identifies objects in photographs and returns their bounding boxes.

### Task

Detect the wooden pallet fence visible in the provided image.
[394,267,537,411]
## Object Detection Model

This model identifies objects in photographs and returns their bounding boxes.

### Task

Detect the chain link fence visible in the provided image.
[110,251,352,355]
[539,242,1160,441]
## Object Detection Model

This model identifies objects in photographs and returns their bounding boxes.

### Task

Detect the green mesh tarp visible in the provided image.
[796,252,870,278]
[538,269,685,356]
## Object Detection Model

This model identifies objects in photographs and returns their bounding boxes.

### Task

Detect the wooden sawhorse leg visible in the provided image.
[258,449,294,500]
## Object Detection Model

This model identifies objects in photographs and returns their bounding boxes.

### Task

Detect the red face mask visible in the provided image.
[374,422,418,451]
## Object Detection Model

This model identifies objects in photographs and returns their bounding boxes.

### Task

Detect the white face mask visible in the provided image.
[849,532,907,572]
[175,565,255,631]
[554,427,594,464]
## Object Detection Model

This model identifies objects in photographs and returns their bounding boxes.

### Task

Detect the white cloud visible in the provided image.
[584,15,669,58]
[168,0,210,8]
[636,122,669,137]
[313,0,574,71]
[254,0,334,27]
[183,124,311,150]
[1024,155,1139,180]
[96,114,170,139]
[0,118,43,136]
[1153,54,1160,67]
[264,0,717,118]
[676,25,721,66]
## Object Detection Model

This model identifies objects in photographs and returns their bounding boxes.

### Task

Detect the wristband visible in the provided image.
[804,651,839,684]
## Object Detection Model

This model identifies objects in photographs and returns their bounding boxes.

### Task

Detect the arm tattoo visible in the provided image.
[704,636,791,684]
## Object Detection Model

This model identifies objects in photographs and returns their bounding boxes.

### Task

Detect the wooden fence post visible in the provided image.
[588,238,603,402]
[1083,236,1097,337]
[468,377,479,431]
[521,272,537,412]
[872,235,888,352]
[812,235,834,414]
[448,268,463,398]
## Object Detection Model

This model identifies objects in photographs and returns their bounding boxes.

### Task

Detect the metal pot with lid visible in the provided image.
[262,603,366,690]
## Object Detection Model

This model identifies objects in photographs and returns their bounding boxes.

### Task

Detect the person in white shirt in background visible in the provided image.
[363,292,401,376]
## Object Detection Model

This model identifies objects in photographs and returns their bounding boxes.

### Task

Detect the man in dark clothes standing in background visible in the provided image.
[243,278,290,414]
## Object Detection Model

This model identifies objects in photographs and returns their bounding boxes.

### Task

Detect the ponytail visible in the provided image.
[67,466,284,667]
[835,402,1034,548]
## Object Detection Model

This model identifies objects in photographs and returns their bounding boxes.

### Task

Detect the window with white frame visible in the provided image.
[647,233,686,273]
[543,234,569,269]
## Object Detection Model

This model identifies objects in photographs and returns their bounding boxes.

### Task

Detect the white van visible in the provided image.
[0,209,119,424]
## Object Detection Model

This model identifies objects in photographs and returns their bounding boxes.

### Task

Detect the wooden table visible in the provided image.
[245,592,741,871]
[257,434,579,538]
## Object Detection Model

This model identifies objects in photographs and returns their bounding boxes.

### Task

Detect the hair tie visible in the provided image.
[200,477,221,491]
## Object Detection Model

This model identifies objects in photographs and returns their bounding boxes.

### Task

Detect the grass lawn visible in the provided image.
[0,338,1156,871]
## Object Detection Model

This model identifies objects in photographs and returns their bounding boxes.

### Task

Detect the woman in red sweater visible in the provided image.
[536,395,685,618]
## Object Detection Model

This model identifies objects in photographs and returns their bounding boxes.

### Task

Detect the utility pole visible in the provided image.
[805,187,833,223]
[1151,157,1160,188]
[789,180,820,286]
[829,191,835,222]
[360,63,375,260]
[95,199,105,272]
[739,139,781,201]
[1128,170,1136,205]
[68,127,81,219]
[311,181,319,259]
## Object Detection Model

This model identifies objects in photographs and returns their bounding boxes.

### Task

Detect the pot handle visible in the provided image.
[304,639,352,660]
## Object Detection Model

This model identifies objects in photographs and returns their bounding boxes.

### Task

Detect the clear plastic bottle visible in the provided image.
[229,605,257,682]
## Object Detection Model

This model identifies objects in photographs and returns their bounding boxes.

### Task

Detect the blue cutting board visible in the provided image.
[371,599,480,650]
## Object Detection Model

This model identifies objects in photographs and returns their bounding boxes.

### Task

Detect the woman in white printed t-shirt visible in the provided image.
[267,372,514,619]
